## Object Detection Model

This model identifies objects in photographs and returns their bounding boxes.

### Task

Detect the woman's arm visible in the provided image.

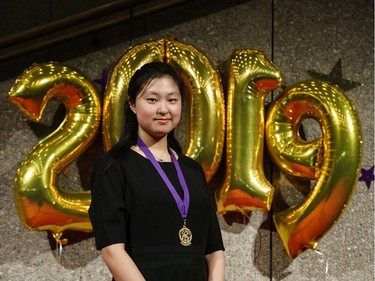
[205,250,225,281]
[101,243,145,281]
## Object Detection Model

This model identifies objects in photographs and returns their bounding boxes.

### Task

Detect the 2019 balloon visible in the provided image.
[265,80,363,258]
[8,39,362,259]
[8,62,101,242]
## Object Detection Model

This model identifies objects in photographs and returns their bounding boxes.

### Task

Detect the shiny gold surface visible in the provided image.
[103,38,225,181]
[216,49,282,214]
[266,80,363,258]
[8,62,101,237]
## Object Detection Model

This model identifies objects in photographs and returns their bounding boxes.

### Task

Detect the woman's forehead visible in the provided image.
[138,76,180,95]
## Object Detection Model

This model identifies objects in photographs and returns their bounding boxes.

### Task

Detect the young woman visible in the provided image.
[89,62,225,281]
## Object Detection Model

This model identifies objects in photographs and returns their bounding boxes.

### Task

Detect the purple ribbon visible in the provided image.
[137,137,190,219]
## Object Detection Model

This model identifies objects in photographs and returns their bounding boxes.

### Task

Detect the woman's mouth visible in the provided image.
[155,118,170,124]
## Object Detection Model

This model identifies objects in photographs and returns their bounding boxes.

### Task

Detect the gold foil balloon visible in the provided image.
[103,38,225,181]
[103,39,165,149]
[9,62,101,241]
[265,80,363,258]
[216,50,282,214]
[165,40,225,181]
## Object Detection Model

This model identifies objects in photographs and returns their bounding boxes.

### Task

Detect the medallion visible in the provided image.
[179,224,192,246]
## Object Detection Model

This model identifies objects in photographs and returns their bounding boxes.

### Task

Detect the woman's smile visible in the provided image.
[155,117,171,124]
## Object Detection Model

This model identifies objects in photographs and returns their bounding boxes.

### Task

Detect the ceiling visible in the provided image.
[0,0,249,81]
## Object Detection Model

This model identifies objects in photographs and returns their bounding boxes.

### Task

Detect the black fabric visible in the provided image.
[89,149,224,281]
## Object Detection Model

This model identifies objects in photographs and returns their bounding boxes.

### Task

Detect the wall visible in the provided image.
[0,0,373,280]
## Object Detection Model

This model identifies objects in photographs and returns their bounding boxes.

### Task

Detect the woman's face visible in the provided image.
[130,76,182,140]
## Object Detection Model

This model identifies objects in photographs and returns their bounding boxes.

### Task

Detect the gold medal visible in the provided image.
[179,221,192,246]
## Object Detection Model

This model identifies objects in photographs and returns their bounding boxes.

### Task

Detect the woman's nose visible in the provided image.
[158,101,168,114]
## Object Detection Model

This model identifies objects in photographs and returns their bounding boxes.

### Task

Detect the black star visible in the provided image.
[359,166,374,190]
[94,69,109,94]
[307,59,362,91]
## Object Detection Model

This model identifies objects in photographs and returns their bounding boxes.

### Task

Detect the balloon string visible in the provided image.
[230,206,263,260]
[314,249,329,280]
[254,228,263,261]
[227,207,330,280]
[52,232,67,264]
[56,240,63,263]
[232,205,252,224]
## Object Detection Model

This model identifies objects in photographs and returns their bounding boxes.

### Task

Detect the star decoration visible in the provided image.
[307,59,362,91]
[94,70,109,94]
[359,166,374,190]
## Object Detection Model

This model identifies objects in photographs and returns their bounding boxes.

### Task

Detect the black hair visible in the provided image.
[108,62,185,164]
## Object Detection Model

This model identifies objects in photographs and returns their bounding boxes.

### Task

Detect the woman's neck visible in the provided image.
[136,133,171,162]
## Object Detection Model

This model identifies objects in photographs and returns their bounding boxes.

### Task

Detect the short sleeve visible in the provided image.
[198,166,225,255]
[205,202,225,254]
[88,154,127,250]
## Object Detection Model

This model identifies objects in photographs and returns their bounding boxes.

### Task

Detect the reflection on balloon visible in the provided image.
[9,62,101,241]
[102,40,165,149]
[103,38,225,181]
[165,39,225,181]
[266,80,362,258]
[215,50,282,215]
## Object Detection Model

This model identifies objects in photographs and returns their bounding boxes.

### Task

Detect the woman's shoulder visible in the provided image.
[93,150,131,172]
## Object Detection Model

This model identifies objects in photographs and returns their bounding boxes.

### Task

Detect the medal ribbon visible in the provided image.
[137,137,190,219]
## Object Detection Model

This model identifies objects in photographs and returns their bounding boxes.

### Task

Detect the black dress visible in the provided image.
[89,149,224,281]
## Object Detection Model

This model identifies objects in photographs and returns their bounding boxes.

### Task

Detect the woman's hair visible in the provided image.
[108,62,185,164]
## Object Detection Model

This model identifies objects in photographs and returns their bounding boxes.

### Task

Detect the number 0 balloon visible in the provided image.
[103,38,225,181]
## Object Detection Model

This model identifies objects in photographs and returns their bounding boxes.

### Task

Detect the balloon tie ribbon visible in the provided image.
[52,232,68,263]
[314,249,329,280]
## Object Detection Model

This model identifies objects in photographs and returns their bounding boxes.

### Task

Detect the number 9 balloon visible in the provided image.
[8,62,101,242]
[265,80,363,258]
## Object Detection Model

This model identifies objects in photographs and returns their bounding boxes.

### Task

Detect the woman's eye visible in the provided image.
[147,98,157,102]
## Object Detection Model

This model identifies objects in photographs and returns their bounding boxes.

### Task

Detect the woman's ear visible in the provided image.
[129,100,136,114]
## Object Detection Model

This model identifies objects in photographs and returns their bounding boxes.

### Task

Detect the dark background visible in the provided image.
[0,0,249,81]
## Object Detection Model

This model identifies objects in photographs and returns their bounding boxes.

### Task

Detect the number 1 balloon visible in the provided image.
[215,49,282,214]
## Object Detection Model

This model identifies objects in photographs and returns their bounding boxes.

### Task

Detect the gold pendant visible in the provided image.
[179,223,192,246]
